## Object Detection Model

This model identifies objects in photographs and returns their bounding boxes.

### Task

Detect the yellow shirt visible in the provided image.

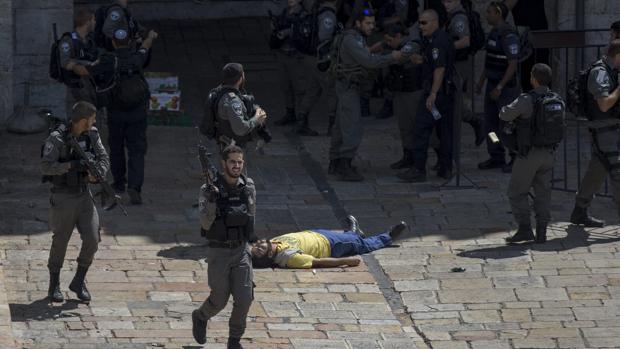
[273,230,331,268]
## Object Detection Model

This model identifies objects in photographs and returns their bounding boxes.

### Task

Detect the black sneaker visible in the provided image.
[228,337,244,349]
[397,168,426,183]
[478,159,505,170]
[389,222,408,241]
[505,226,535,244]
[192,310,207,344]
[127,188,142,205]
[437,168,453,180]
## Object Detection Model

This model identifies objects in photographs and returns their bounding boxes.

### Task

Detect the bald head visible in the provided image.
[419,9,439,37]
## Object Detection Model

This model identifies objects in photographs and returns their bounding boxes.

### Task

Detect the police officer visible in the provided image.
[98,0,145,51]
[212,63,269,155]
[500,64,561,244]
[272,0,310,127]
[41,101,110,303]
[328,8,403,181]
[59,8,100,108]
[383,23,425,170]
[476,1,520,173]
[295,0,339,136]
[443,0,484,145]
[192,145,256,349]
[66,28,158,205]
[397,9,455,182]
[570,41,620,228]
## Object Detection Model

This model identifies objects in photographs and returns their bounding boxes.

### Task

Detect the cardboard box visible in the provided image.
[145,72,179,93]
[149,92,181,111]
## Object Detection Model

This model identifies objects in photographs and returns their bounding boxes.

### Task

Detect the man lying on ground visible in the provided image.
[251,216,408,268]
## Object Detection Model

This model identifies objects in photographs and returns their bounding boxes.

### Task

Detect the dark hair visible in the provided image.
[611,20,620,34]
[221,144,244,161]
[489,1,509,20]
[71,101,97,122]
[251,240,276,269]
[609,39,620,57]
[531,63,552,86]
[354,7,375,23]
[222,63,244,86]
[74,8,94,28]
[385,23,408,37]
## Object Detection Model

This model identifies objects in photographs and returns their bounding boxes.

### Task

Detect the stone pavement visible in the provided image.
[1,17,620,349]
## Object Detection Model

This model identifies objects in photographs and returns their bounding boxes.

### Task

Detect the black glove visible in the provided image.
[205,184,220,203]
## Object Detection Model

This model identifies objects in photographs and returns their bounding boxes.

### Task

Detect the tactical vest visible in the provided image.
[206,175,256,242]
[64,32,99,86]
[387,42,422,92]
[587,60,620,121]
[43,126,96,191]
[329,29,370,83]
[484,26,517,83]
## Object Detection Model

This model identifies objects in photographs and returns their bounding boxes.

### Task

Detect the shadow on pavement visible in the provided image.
[157,244,208,261]
[457,225,620,260]
[9,298,81,322]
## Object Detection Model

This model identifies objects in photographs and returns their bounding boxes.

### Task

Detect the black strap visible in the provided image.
[591,124,620,134]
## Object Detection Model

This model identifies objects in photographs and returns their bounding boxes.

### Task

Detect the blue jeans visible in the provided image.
[314,230,392,258]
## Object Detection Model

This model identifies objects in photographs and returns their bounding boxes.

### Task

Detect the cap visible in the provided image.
[222,63,244,83]
[114,29,128,40]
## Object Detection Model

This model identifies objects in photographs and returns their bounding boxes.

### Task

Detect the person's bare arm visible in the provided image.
[312,257,360,268]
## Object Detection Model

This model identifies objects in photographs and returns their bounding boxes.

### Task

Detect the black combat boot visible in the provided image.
[127,188,142,205]
[294,114,319,136]
[390,149,414,170]
[345,215,365,237]
[69,265,91,302]
[535,223,547,243]
[569,206,605,227]
[389,221,408,241]
[48,271,64,303]
[275,108,296,126]
[227,337,244,349]
[397,167,426,183]
[376,99,393,119]
[192,309,207,344]
[328,158,340,175]
[502,156,515,173]
[469,118,485,146]
[478,158,505,170]
[337,158,364,181]
[505,225,535,244]
[437,167,453,180]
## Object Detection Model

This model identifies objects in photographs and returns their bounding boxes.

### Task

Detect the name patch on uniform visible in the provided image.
[61,42,71,53]
[43,141,54,156]
[509,44,519,55]
[110,10,121,21]
[432,48,439,60]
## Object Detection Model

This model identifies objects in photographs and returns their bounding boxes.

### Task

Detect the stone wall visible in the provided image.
[0,0,13,125]
[11,0,73,124]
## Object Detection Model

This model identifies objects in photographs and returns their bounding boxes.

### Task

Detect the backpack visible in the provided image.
[49,30,77,83]
[315,12,343,72]
[567,61,606,120]
[200,86,238,139]
[530,91,566,147]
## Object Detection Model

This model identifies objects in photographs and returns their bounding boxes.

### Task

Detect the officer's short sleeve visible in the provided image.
[430,38,448,69]
[41,133,71,176]
[449,13,470,38]
[502,32,520,60]
[102,6,128,38]
[245,177,256,216]
[588,66,613,99]
[90,128,110,177]
[58,36,74,68]
[286,253,314,269]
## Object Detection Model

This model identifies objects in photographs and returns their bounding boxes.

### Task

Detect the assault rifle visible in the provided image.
[67,136,128,216]
[197,143,217,188]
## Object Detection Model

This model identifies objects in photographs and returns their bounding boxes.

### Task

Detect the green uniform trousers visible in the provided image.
[329,80,364,160]
[394,90,423,150]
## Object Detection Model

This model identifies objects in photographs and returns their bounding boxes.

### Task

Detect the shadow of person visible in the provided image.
[457,225,620,260]
[157,244,209,261]
[9,298,81,322]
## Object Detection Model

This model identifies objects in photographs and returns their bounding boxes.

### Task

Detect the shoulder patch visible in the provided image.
[110,10,121,22]
[432,47,439,60]
[595,68,610,86]
[43,141,55,156]
[509,43,519,55]
[455,21,465,34]
[231,99,243,115]
[322,17,334,30]
[61,41,71,54]
[228,92,236,98]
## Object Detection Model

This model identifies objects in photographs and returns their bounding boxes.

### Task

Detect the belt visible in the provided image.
[207,240,246,249]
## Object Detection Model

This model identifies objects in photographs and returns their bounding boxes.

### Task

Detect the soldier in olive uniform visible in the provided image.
[328,8,403,181]
[476,1,520,173]
[570,41,620,228]
[59,8,100,108]
[192,145,256,349]
[500,64,561,244]
[42,101,109,303]
[443,0,484,145]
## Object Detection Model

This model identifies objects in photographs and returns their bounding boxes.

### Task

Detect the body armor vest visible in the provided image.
[44,127,95,190]
[64,32,99,86]
[206,174,256,242]
[484,26,516,83]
